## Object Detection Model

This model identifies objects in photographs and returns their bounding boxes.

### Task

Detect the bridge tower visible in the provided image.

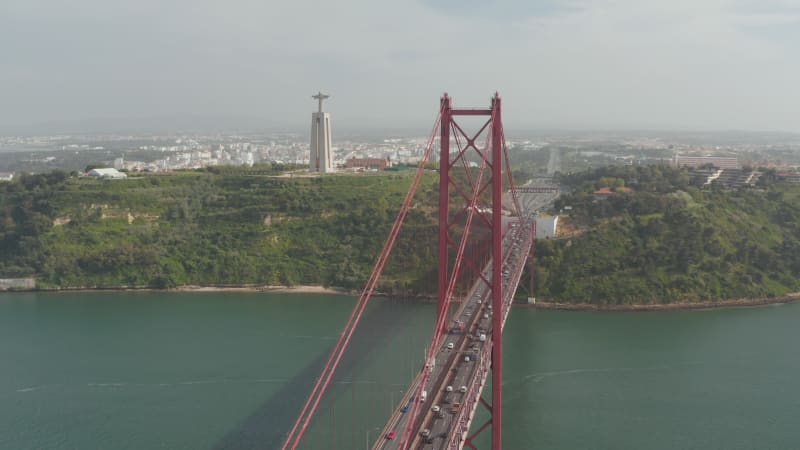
[281,93,525,450]
[435,93,509,449]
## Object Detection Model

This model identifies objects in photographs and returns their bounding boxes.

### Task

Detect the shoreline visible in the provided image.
[5,285,800,312]
[177,285,352,295]
[17,284,354,296]
[526,293,800,312]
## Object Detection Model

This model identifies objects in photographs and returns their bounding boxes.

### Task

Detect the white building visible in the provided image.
[310,92,334,173]
[535,215,559,239]
[88,168,127,179]
[0,172,13,182]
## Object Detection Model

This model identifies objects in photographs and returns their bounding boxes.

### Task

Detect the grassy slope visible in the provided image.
[0,170,439,292]
[4,166,800,304]
[535,169,800,304]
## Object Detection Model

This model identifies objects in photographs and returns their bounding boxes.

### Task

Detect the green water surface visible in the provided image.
[1,292,798,449]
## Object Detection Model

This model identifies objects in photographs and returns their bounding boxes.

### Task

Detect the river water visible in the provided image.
[1,292,799,449]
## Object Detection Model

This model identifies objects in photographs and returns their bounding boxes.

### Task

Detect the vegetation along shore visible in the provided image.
[2,164,800,307]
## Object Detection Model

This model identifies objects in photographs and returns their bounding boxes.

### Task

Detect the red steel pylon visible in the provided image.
[283,93,522,450]
[400,93,519,450]
[432,93,515,449]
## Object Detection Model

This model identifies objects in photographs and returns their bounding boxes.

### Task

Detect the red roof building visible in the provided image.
[593,186,632,196]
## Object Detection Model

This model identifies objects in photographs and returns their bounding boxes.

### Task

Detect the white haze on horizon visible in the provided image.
[1,0,799,134]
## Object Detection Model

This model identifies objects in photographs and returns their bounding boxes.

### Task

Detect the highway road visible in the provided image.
[546,147,560,175]
[513,179,560,216]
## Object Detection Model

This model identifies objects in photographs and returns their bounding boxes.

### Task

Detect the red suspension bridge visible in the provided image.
[281,93,536,450]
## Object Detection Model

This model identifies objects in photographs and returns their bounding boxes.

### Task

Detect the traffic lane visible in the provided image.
[419,304,490,447]
[421,405,453,449]
[413,280,495,448]
[416,355,474,448]
[413,310,485,446]
[393,365,447,449]
[379,348,456,450]
[405,347,469,445]
[410,320,498,444]
[378,225,531,449]
[403,324,474,449]
[427,227,529,446]
[427,352,475,448]
[377,375,425,449]
[378,290,487,449]
[377,388,415,448]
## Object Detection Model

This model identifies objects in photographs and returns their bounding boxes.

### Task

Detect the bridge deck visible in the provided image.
[373,220,534,450]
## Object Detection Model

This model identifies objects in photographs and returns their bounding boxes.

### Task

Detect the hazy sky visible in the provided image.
[2,0,799,133]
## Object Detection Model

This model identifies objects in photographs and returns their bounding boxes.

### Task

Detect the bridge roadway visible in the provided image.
[513,180,560,216]
[373,220,533,450]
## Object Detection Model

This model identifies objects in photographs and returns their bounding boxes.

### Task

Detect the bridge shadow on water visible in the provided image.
[211,297,430,450]
[211,342,327,450]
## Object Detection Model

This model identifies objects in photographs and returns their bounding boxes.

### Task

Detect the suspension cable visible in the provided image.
[281,110,443,450]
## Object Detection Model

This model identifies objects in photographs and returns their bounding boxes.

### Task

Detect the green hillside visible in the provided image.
[0,168,439,293]
[3,164,800,305]
[535,165,800,304]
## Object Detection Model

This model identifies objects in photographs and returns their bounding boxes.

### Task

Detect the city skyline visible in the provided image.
[1,0,799,134]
